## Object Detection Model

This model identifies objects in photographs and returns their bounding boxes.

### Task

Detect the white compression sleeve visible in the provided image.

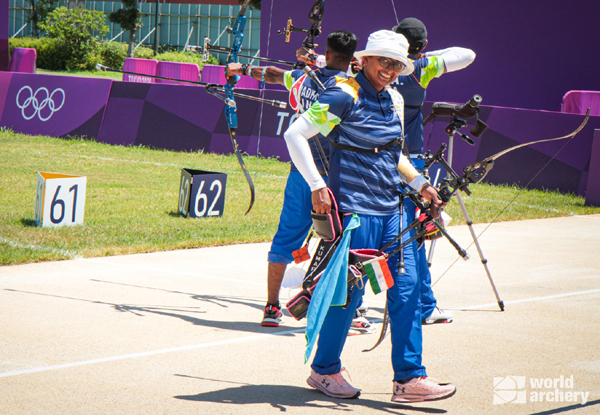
[425,47,476,73]
[283,116,327,191]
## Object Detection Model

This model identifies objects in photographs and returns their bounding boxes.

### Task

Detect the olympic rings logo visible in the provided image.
[16,86,66,122]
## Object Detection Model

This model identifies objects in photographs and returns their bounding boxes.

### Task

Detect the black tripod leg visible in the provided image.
[434,219,470,260]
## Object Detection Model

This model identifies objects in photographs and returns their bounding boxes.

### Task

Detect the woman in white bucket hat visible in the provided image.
[283,30,455,403]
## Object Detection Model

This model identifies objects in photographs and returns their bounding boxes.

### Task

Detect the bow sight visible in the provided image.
[278,0,325,63]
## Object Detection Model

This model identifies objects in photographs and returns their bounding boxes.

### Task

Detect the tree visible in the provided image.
[109,0,142,58]
[26,0,57,38]
[240,0,260,10]
[39,7,109,70]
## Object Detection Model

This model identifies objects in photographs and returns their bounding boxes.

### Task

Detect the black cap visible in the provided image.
[393,17,427,54]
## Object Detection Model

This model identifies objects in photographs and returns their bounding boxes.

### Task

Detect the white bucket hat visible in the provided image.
[354,30,414,76]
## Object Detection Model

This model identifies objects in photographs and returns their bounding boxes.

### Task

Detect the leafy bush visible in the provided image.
[97,42,156,69]
[36,38,71,70]
[155,51,220,72]
[9,37,70,71]
[134,45,154,60]
[11,37,221,73]
[9,37,44,54]
[98,41,127,69]
[39,7,109,70]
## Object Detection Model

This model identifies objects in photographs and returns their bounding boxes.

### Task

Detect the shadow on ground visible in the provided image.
[174,383,448,414]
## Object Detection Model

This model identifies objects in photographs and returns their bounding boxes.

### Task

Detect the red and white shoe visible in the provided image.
[261,303,284,327]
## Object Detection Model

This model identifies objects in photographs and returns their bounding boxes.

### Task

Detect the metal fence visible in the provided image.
[8,0,261,61]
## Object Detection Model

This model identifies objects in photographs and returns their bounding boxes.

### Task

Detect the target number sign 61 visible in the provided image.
[34,172,87,227]
[178,168,227,218]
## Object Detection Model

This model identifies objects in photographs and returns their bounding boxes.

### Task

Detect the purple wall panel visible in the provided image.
[260,0,600,112]
[0,0,9,71]
[0,72,112,138]
[251,90,296,161]
[0,71,12,116]
[98,82,291,160]
[99,81,243,152]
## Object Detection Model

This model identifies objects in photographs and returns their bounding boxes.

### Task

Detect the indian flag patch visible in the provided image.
[363,258,394,294]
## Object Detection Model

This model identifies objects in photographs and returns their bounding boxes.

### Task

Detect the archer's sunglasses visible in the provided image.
[378,57,405,72]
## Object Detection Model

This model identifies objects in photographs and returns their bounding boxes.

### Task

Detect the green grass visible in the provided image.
[37,68,123,81]
[1,130,599,265]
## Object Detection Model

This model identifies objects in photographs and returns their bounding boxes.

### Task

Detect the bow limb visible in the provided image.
[223,0,255,215]
[229,125,255,215]
[464,109,591,183]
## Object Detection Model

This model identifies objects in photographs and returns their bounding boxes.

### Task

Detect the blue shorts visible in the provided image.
[268,171,323,264]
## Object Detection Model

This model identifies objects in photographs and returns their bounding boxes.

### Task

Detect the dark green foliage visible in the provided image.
[239,0,260,10]
[108,0,142,57]
[25,0,57,38]
[98,42,156,69]
[38,7,109,70]
[98,41,128,69]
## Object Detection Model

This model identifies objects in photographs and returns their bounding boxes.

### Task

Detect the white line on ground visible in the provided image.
[1,288,598,379]
[448,288,600,310]
[0,327,305,379]
[0,236,80,258]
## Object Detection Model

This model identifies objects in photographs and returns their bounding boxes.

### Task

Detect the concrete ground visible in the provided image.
[1,215,599,415]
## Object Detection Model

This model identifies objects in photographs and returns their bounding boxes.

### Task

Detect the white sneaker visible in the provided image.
[307,368,361,399]
[392,376,456,403]
[423,307,453,325]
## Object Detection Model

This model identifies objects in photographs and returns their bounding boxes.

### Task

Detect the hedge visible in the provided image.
[9,38,221,72]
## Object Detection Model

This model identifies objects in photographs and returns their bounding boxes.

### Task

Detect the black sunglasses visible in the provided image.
[378,57,405,72]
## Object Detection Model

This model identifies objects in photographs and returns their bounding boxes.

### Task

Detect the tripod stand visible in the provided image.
[428,118,505,311]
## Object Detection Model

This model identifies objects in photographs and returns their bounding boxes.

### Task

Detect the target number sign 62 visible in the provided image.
[178,168,227,218]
